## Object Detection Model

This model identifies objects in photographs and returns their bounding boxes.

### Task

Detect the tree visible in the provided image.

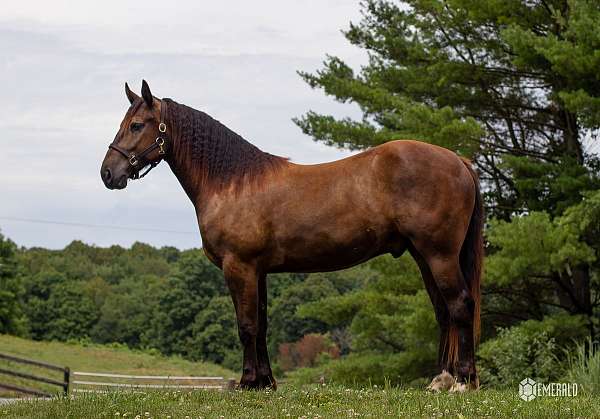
[34,280,99,341]
[187,296,239,370]
[268,275,340,356]
[0,232,26,335]
[145,250,227,355]
[91,275,165,347]
[295,0,600,217]
[294,255,440,383]
[299,255,437,357]
[295,0,600,339]
[485,190,600,337]
[22,269,67,340]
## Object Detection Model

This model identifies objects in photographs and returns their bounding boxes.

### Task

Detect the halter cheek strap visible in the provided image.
[108,100,170,180]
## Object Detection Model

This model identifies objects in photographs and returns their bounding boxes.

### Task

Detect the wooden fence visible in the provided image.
[0,353,70,397]
[0,352,234,397]
[71,371,235,393]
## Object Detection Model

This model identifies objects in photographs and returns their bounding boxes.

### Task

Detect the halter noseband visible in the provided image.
[108,100,170,180]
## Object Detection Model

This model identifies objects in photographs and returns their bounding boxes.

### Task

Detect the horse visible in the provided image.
[100,80,483,392]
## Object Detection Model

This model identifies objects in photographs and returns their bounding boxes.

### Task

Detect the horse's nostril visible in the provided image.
[117,175,127,189]
[103,168,112,183]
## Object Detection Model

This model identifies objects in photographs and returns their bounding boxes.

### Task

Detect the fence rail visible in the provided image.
[71,371,235,393]
[0,352,235,397]
[72,372,224,380]
[0,353,70,397]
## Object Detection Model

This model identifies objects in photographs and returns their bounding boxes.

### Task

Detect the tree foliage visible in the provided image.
[294,0,600,378]
[0,232,26,335]
[295,0,600,217]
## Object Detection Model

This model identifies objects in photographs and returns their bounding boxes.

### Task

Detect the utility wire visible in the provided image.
[0,216,197,235]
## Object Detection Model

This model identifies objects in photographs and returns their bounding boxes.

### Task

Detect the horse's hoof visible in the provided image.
[259,375,277,390]
[426,370,455,392]
[449,378,479,393]
[239,375,258,390]
[239,375,276,390]
[449,382,467,393]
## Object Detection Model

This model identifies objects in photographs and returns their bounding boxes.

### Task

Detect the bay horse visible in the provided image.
[100,81,483,392]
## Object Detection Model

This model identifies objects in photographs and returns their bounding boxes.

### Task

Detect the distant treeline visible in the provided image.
[0,237,366,373]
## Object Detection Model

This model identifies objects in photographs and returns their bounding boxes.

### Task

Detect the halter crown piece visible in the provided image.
[108,100,170,180]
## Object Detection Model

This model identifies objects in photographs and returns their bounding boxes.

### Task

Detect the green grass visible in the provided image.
[565,338,600,395]
[0,386,598,418]
[1,335,598,417]
[0,335,235,397]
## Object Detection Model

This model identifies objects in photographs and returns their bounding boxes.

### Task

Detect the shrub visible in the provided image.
[477,314,588,387]
[278,334,339,371]
[565,338,600,395]
[287,351,434,387]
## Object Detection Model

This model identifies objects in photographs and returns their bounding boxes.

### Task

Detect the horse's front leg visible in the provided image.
[223,257,261,389]
[256,273,276,389]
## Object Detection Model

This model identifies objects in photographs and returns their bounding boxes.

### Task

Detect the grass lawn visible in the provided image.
[0,386,598,418]
[0,335,235,397]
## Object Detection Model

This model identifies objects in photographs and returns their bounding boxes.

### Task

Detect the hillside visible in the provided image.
[0,334,236,396]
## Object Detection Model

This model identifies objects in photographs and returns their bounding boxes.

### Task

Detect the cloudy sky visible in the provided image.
[1,0,366,249]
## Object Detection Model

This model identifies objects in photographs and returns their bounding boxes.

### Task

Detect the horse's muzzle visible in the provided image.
[101,167,127,190]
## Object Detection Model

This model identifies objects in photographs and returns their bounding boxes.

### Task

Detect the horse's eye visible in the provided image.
[130,122,144,132]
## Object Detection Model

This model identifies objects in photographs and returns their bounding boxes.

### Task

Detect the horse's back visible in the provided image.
[264,140,474,269]
[201,139,476,271]
[332,140,474,216]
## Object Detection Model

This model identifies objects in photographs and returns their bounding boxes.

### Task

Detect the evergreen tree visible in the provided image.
[295,0,600,338]
[295,0,600,217]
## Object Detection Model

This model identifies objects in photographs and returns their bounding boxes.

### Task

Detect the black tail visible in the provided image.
[459,159,484,344]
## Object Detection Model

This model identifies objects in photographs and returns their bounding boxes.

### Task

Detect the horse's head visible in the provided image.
[101,80,168,189]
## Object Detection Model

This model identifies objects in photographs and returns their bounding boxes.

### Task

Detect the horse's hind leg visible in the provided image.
[409,248,454,391]
[414,247,477,391]
[256,273,276,389]
[429,255,477,390]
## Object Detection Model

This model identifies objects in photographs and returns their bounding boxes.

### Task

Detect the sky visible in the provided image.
[1,0,367,249]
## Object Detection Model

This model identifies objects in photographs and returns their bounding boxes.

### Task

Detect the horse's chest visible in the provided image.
[199,213,269,260]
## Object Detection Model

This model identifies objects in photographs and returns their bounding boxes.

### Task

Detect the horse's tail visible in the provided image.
[459,158,484,344]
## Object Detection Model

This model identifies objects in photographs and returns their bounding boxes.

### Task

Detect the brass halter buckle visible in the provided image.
[156,137,166,155]
[159,122,167,133]
[129,154,139,166]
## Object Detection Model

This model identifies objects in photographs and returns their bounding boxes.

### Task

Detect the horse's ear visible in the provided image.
[125,82,139,104]
[141,79,154,108]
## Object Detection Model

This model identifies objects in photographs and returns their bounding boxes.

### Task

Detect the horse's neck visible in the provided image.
[163,102,287,213]
[165,135,208,208]
[163,117,239,211]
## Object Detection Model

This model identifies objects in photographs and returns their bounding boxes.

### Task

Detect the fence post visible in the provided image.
[226,379,236,390]
[63,367,70,396]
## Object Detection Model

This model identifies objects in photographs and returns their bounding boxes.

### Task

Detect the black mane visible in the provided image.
[164,98,286,190]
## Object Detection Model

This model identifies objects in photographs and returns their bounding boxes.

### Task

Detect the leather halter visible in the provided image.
[108,100,169,180]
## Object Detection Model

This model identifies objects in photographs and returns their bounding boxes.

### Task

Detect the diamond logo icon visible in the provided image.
[519,377,537,401]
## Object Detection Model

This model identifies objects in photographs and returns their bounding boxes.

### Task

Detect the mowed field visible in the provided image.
[1,386,599,418]
[0,334,234,397]
[1,335,599,418]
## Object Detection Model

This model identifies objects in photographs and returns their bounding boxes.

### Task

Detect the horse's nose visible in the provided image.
[102,167,113,186]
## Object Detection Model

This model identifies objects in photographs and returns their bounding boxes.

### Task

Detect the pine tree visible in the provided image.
[295,0,600,218]
[295,0,600,339]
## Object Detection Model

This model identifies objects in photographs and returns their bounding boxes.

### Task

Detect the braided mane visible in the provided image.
[164,98,287,191]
